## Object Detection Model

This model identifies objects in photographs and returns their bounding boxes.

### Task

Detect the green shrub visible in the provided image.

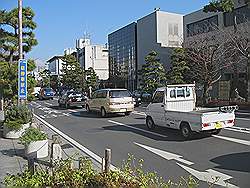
[4,154,200,188]
[20,127,47,145]
[4,105,32,130]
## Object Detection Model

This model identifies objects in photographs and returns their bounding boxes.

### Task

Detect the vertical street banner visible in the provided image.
[18,59,27,100]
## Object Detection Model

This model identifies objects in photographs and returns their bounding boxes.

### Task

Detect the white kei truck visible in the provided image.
[145,84,237,139]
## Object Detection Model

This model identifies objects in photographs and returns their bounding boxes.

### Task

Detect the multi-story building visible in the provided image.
[47,56,65,76]
[76,38,109,80]
[137,9,183,71]
[108,9,183,91]
[183,1,250,101]
[108,22,137,91]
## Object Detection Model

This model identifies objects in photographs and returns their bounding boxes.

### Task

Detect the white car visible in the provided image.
[85,89,134,117]
[32,87,41,97]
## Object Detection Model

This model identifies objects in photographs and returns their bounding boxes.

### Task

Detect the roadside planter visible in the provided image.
[3,122,30,139]
[20,127,48,159]
[3,105,32,139]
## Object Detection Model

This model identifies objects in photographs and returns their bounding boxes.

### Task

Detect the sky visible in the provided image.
[1,0,210,66]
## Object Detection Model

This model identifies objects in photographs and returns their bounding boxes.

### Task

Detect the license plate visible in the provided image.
[76,98,81,101]
[215,122,222,129]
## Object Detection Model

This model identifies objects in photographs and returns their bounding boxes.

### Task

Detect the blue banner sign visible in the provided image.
[18,59,27,100]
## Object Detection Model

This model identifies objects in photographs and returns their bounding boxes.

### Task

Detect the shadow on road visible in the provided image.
[48,105,83,111]
[102,124,210,142]
[211,152,250,173]
[71,111,126,119]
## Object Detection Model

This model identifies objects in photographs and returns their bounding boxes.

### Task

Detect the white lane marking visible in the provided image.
[68,109,78,113]
[212,135,250,146]
[44,102,53,106]
[236,117,250,121]
[177,163,238,188]
[39,115,45,119]
[236,112,250,115]
[134,142,194,166]
[229,126,250,131]
[224,127,250,134]
[132,111,146,116]
[33,114,116,170]
[108,120,167,138]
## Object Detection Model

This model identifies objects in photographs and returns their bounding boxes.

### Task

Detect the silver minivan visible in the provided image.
[85,89,134,117]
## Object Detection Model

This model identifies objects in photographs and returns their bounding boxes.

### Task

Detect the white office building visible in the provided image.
[47,56,65,76]
[137,9,183,71]
[76,38,109,80]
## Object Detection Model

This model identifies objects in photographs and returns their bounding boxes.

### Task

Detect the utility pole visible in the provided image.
[18,0,26,105]
[18,0,23,59]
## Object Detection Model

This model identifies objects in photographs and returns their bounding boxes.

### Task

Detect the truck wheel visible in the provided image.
[146,116,155,130]
[125,112,131,116]
[180,124,192,139]
[101,107,106,117]
[212,129,221,135]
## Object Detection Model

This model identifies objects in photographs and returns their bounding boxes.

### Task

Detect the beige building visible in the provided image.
[76,38,109,80]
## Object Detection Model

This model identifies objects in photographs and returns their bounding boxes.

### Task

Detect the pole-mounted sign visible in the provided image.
[18,59,27,100]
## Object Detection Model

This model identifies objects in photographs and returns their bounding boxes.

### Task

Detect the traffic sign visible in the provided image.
[18,59,27,100]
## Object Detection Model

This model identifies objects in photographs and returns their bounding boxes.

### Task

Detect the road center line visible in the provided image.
[34,113,116,170]
[44,102,53,106]
[108,120,168,138]
[236,117,250,121]
[68,109,78,113]
[132,111,146,116]
[224,127,250,134]
[212,135,250,146]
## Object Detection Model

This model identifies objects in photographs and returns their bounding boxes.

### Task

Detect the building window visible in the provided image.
[187,15,218,37]
[174,24,178,35]
[168,23,179,36]
[223,5,250,27]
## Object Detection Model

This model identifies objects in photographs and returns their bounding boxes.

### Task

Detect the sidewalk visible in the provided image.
[0,117,101,186]
[0,134,26,186]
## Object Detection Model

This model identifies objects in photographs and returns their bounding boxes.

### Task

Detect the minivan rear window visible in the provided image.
[109,90,131,98]
[44,88,53,92]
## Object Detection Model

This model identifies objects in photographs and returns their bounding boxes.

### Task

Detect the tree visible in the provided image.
[184,32,238,105]
[0,59,37,100]
[61,55,85,91]
[141,51,167,94]
[204,0,250,101]
[86,67,98,90]
[0,7,38,62]
[39,69,50,88]
[204,0,249,13]
[168,48,190,84]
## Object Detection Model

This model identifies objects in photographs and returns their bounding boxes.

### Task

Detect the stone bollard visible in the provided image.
[50,135,62,165]
[104,148,111,173]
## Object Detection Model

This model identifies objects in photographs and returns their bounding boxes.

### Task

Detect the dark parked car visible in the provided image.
[58,90,88,108]
[39,88,54,100]
[132,91,142,107]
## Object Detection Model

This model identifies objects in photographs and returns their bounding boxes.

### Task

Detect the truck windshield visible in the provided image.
[109,90,131,98]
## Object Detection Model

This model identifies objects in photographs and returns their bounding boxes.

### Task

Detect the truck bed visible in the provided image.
[165,108,235,132]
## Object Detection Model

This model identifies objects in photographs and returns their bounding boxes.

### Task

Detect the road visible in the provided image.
[30,99,250,188]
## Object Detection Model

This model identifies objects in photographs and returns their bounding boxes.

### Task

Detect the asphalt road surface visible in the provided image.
[30,99,250,188]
